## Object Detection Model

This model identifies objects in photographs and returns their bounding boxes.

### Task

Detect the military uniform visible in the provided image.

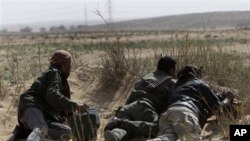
[104,70,176,141]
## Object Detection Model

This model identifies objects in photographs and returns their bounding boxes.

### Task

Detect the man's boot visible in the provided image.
[104,128,127,141]
[104,117,122,131]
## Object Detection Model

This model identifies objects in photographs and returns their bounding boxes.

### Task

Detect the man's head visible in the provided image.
[157,56,176,77]
[177,65,203,80]
[50,50,72,75]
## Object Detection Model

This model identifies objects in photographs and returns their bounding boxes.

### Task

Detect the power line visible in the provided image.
[2,1,249,26]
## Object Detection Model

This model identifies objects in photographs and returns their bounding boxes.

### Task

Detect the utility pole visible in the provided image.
[84,6,88,25]
[0,0,3,31]
[108,0,112,23]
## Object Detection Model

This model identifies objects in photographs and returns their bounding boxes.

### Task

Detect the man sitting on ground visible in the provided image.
[8,50,87,141]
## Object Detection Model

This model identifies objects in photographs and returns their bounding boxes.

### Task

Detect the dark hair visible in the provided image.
[157,56,176,73]
[177,65,203,79]
[175,65,203,87]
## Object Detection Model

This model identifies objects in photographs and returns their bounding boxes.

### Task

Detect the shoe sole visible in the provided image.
[104,130,117,141]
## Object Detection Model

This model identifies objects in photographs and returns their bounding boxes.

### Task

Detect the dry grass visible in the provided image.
[0,30,250,140]
[96,31,250,140]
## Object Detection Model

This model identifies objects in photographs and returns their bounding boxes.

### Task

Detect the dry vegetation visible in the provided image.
[0,29,250,140]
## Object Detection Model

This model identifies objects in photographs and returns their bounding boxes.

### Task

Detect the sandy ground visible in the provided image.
[0,59,235,141]
[0,30,249,140]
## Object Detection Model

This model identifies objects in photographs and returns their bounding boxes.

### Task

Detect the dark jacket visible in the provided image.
[168,78,229,127]
[126,70,176,114]
[18,67,77,122]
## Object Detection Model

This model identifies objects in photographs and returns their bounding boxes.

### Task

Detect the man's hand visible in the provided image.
[76,103,89,113]
[224,91,235,103]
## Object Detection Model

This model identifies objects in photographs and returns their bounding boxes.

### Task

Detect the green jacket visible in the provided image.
[18,67,77,122]
[126,70,176,114]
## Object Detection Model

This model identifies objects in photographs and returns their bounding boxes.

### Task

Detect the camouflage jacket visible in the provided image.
[126,70,176,114]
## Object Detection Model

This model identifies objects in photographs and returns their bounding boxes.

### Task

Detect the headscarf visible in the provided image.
[49,50,72,98]
[50,50,72,67]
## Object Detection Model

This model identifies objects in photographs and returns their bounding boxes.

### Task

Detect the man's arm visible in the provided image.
[199,82,234,114]
[43,71,88,112]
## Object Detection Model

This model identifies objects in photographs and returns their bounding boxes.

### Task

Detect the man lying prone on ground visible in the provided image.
[104,56,177,141]
[148,65,236,141]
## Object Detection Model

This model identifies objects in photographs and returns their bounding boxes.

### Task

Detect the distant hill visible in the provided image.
[2,11,250,32]
[85,11,250,31]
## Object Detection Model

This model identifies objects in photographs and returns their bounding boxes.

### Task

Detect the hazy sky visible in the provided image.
[0,0,250,29]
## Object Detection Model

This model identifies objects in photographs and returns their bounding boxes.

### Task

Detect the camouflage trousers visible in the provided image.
[148,106,202,141]
[104,100,159,141]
